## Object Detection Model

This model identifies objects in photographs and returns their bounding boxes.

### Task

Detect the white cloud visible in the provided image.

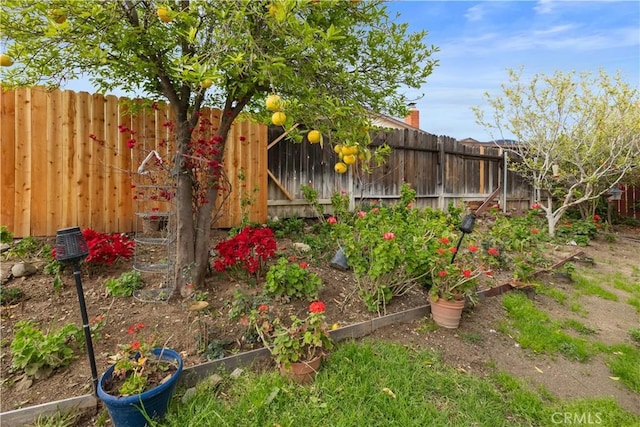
[464,5,485,22]
[534,0,556,15]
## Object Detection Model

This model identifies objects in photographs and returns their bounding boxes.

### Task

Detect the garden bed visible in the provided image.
[1,222,639,424]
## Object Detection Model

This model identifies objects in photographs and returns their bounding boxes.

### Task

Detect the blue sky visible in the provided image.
[385,0,640,140]
[63,0,640,141]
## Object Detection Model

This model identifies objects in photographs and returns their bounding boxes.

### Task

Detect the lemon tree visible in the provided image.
[1,0,438,297]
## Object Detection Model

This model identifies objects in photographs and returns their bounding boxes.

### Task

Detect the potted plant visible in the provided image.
[428,236,498,328]
[97,323,183,427]
[251,301,334,384]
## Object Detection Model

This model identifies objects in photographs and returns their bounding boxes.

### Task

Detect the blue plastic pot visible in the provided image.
[97,348,183,427]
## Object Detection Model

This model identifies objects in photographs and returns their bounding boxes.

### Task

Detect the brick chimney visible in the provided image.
[404,102,420,129]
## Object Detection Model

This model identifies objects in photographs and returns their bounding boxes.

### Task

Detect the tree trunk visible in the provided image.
[174,120,196,297]
[176,114,235,297]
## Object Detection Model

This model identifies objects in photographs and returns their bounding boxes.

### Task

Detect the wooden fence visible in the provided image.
[266,127,532,219]
[2,87,539,238]
[1,87,267,237]
[615,185,640,219]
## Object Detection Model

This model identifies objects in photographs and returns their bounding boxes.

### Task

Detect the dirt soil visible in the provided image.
[1,225,639,420]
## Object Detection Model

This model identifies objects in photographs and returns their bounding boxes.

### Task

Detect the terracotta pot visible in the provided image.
[430,296,465,329]
[279,355,322,384]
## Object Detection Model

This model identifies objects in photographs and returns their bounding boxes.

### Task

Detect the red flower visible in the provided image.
[449,247,457,254]
[257,304,269,312]
[327,216,337,225]
[487,248,500,256]
[436,248,446,255]
[127,323,144,335]
[468,245,478,252]
[531,228,539,234]
[130,341,140,351]
[357,211,366,218]
[485,270,493,276]
[309,301,326,314]
[299,262,309,269]
[532,202,540,209]
[438,270,447,278]
[593,214,601,222]
[439,237,450,245]
[462,270,472,278]
[383,232,395,240]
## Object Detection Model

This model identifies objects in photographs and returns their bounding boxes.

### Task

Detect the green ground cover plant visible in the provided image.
[10,321,82,379]
[105,270,143,297]
[264,257,322,301]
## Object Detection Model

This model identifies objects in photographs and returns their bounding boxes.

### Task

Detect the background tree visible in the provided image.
[0,0,438,297]
[474,68,640,236]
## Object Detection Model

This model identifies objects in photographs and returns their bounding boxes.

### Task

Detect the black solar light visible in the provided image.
[55,226,99,395]
[451,214,476,263]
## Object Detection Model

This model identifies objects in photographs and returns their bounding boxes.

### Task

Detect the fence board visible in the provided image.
[14,89,30,237]
[60,90,76,229]
[46,90,63,236]
[0,89,16,233]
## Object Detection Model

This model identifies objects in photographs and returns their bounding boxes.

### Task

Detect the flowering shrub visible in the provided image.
[51,229,135,267]
[264,257,322,300]
[213,226,277,277]
[335,183,451,312]
[250,301,333,368]
[106,323,179,396]
[429,236,496,303]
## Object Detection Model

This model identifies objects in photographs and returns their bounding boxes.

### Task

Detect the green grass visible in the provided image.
[500,292,640,395]
[628,296,640,313]
[501,293,594,362]
[610,272,639,293]
[160,341,638,427]
[536,283,568,305]
[570,271,619,301]
[561,318,597,335]
[604,344,640,393]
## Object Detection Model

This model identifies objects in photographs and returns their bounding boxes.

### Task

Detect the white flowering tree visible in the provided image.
[474,69,640,236]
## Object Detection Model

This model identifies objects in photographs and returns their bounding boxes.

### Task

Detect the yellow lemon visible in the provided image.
[157,7,172,22]
[265,94,283,111]
[308,130,321,144]
[343,154,357,165]
[201,78,213,89]
[271,111,286,126]
[333,144,343,154]
[334,162,348,174]
[341,145,358,156]
[0,54,14,67]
